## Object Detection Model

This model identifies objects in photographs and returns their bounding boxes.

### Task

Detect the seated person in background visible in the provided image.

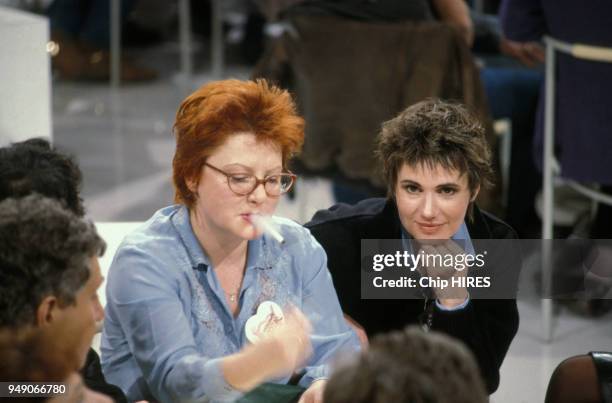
[324,326,488,403]
[47,0,157,81]
[101,79,360,403]
[0,138,84,216]
[0,138,127,403]
[0,195,109,402]
[306,99,520,394]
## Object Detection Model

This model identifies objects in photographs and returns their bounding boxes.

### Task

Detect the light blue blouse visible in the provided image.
[100,205,360,403]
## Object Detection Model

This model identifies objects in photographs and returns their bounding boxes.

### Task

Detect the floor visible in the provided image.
[52,46,611,403]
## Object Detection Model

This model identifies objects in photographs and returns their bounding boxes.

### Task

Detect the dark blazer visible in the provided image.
[305,198,520,394]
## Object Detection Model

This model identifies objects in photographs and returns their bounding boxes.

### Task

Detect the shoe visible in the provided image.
[80,46,158,82]
[50,31,88,79]
[50,31,158,82]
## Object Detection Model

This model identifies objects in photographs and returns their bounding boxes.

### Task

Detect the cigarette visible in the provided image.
[251,215,285,244]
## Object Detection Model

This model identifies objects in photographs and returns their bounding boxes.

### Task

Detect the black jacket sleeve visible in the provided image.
[431,299,519,393]
[82,349,128,403]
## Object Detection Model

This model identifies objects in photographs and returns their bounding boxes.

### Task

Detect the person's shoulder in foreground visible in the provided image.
[324,326,489,403]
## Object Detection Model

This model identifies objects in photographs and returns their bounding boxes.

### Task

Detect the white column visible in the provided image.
[0,6,52,146]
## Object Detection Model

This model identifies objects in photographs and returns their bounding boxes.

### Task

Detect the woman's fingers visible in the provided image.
[284,305,312,334]
[261,305,313,376]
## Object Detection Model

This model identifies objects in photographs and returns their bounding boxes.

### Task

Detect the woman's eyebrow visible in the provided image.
[399,179,421,186]
[222,163,283,173]
[435,182,460,189]
[221,163,251,170]
[264,166,283,174]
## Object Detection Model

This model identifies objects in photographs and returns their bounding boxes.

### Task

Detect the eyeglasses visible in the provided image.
[204,162,296,196]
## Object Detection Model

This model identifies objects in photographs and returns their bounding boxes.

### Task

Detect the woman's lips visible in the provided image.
[241,213,261,223]
[416,222,443,233]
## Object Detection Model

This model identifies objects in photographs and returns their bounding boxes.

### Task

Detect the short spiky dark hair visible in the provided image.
[376,99,494,200]
[0,195,105,327]
[324,326,488,403]
[0,138,85,216]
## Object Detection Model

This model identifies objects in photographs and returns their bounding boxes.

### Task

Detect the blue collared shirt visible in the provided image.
[400,222,474,311]
[100,205,360,403]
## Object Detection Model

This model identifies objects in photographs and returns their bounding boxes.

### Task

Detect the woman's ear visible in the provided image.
[36,295,58,327]
[186,179,195,194]
[470,185,481,202]
[186,174,199,194]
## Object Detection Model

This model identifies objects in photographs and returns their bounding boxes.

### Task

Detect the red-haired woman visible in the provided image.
[100,79,359,403]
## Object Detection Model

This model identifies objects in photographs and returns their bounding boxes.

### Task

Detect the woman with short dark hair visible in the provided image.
[377,99,494,220]
[306,99,520,394]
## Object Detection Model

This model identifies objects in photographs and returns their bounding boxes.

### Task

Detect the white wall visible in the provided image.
[0,6,52,146]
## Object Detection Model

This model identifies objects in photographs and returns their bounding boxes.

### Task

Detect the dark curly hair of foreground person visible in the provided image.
[0,138,85,216]
[324,326,488,403]
[0,194,105,328]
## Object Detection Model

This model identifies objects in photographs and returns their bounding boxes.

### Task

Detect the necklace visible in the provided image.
[225,289,241,303]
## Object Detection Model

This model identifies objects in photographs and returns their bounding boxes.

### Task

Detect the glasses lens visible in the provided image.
[263,175,281,196]
[279,174,294,194]
[263,174,294,196]
[229,175,256,195]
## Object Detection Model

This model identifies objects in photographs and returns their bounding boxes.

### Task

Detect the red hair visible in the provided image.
[172,79,304,207]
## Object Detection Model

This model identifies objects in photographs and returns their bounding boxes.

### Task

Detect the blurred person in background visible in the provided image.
[470,1,544,238]
[256,0,544,236]
[254,0,498,210]
[501,0,612,241]
[501,0,612,315]
[47,0,157,81]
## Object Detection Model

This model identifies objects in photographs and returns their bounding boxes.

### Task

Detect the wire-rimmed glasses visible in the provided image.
[204,162,296,196]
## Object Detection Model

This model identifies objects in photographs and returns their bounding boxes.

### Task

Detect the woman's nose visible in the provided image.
[247,182,267,204]
[93,295,105,322]
[420,194,437,219]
